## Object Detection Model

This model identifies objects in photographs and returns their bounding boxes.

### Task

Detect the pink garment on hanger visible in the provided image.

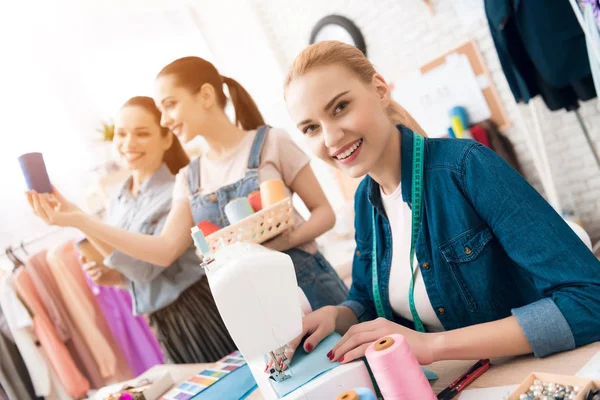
[46,241,134,382]
[26,251,106,389]
[46,243,119,380]
[14,269,90,399]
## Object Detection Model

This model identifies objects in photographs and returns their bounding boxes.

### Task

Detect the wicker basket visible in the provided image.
[205,197,294,253]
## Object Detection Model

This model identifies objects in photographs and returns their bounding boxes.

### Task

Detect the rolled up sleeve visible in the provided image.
[463,143,600,357]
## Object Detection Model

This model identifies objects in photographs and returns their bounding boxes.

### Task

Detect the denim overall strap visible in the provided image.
[187,157,202,195]
[246,125,270,170]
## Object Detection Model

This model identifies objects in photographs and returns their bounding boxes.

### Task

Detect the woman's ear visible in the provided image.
[197,83,217,109]
[373,73,391,109]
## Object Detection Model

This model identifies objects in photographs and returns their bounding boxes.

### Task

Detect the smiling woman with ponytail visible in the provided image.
[28,56,350,362]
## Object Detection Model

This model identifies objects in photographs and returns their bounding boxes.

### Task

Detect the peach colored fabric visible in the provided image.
[14,269,90,399]
[45,243,118,380]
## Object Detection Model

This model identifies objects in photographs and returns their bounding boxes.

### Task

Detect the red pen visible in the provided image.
[437,359,491,400]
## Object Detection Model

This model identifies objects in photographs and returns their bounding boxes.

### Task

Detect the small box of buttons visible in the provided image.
[508,372,594,399]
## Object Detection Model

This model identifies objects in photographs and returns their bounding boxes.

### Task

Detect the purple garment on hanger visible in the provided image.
[84,277,164,376]
[580,0,600,29]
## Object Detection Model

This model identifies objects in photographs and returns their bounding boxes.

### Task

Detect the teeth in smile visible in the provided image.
[335,139,363,160]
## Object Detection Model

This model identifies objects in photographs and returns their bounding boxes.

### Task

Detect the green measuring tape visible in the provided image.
[371,133,426,332]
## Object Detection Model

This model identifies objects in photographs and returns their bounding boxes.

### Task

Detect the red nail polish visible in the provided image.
[264,364,269,372]
[305,343,313,353]
[339,356,345,363]
[326,350,333,359]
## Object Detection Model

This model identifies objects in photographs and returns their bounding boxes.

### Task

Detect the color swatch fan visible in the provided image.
[160,351,256,400]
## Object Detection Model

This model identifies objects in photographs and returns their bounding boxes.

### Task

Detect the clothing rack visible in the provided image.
[0,228,62,260]
[568,0,600,169]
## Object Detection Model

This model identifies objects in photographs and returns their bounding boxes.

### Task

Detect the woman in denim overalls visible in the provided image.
[33,56,349,362]
[188,124,348,309]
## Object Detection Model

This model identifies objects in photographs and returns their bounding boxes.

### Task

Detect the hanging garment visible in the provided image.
[485,0,597,110]
[85,276,163,376]
[14,268,90,398]
[0,328,37,400]
[469,124,491,148]
[46,242,118,380]
[583,2,600,96]
[479,120,524,176]
[0,273,51,397]
[26,251,106,388]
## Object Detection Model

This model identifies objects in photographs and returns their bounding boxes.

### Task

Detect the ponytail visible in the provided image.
[158,57,265,132]
[387,100,428,137]
[121,96,190,174]
[222,75,265,130]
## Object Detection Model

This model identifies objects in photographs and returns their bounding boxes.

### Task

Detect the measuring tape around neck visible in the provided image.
[371,133,426,332]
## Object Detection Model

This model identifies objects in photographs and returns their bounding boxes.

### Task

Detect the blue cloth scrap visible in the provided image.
[270,333,342,397]
[269,332,438,398]
[192,364,257,400]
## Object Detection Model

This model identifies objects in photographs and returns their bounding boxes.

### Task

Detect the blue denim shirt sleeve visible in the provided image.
[462,143,600,357]
[104,210,168,284]
[341,182,377,323]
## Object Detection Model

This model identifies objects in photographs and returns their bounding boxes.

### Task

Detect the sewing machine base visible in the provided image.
[249,360,375,400]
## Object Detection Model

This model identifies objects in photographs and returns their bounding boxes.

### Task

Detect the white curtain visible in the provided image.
[0,0,212,250]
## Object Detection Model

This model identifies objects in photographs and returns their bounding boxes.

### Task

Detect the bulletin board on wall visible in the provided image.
[419,39,510,131]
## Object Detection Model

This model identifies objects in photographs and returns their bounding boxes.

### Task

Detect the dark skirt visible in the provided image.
[148,276,237,364]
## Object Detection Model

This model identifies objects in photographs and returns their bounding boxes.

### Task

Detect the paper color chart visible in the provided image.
[161,351,247,400]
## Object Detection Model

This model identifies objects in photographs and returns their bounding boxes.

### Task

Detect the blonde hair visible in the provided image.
[284,41,427,137]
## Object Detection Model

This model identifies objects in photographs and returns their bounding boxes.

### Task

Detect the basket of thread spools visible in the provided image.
[192,179,294,255]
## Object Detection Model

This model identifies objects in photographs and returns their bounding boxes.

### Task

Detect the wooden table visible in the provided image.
[133,342,600,399]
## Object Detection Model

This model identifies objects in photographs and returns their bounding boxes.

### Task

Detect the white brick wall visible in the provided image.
[248,0,600,243]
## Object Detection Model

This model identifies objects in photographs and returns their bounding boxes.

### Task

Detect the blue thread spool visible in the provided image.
[224,197,255,224]
[18,152,53,193]
[191,226,210,256]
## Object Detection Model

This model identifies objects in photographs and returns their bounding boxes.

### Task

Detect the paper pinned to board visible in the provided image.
[576,351,600,378]
[458,384,518,399]
[392,53,491,138]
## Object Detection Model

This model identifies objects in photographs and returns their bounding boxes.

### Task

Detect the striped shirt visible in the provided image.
[104,164,204,315]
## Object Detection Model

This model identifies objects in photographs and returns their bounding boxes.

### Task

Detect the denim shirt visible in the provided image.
[342,126,600,357]
[104,164,204,315]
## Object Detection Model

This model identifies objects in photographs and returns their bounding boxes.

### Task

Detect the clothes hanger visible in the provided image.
[4,247,24,271]
[19,241,29,256]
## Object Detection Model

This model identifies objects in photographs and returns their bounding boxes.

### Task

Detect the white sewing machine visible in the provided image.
[200,242,374,399]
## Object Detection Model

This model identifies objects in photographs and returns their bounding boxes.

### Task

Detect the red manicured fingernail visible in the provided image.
[305,343,313,353]
[326,350,333,359]
[339,356,345,363]
[264,364,269,372]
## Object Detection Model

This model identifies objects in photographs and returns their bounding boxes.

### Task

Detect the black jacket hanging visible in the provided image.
[485,0,596,111]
